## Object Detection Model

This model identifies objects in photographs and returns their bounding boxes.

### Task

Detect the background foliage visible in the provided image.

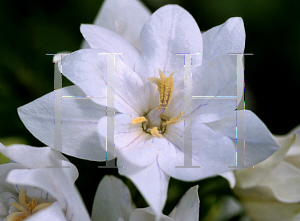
[1,0,299,220]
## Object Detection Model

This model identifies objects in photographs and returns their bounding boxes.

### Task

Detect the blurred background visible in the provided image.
[0,0,299,220]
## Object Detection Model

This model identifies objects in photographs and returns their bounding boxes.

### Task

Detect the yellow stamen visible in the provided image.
[11,203,26,213]
[12,214,29,221]
[131,116,148,126]
[131,70,182,138]
[150,127,162,137]
[6,212,29,221]
[165,111,183,125]
[7,188,53,221]
[147,69,176,113]
[28,198,37,213]
[18,189,27,209]
[32,203,52,213]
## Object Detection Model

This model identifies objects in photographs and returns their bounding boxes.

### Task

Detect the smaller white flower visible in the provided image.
[91,175,200,221]
[0,143,91,221]
[233,125,300,221]
[4,187,53,221]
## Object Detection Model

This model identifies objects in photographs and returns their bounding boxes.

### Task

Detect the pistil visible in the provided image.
[146,69,176,114]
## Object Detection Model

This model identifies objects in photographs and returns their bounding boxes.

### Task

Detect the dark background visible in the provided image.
[1,0,299,220]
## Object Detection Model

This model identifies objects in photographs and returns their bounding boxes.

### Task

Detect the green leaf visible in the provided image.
[0,152,9,165]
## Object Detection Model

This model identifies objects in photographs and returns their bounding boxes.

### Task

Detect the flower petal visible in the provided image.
[0,162,25,178]
[240,199,300,221]
[62,49,149,115]
[168,185,200,221]
[18,85,108,161]
[0,163,24,212]
[219,171,236,188]
[233,132,295,190]
[159,119,236,181]
[165,55,237,123]
[234,135,293,189]
[206,110,280,167]
[82,0,151,51]
[285,142,300,169]
[281,124,300,168]
[135,5,203,90]
[6,168,91,221]
[25,202,66,221]
[152,17,245,123]
[15,185,56,204]
[183,56,237,123]
[92,175,135,221]
[0,191,18,218]
[182,17,246,122]
[202,17,245,61]
[97,114,160,166]
[0,145,78,183]
[80,24,140,70]
[130,207,172,221]
[258,161,300,203]
[118,158,170,219]
[61,49,108,106]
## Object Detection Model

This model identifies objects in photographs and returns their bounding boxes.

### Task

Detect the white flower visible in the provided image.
[0,143,91,221]
[91,175,199,221]
[233,125,300,221]
[18,2,280,217]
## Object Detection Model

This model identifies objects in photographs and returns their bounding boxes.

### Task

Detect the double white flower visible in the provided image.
[234,125,300,221]
[18,0,280,217]
[0,143,90,221]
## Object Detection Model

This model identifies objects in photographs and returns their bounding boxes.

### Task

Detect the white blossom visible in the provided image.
[18,1,280,217]
[0,143,90,221]
[233,125,300,221]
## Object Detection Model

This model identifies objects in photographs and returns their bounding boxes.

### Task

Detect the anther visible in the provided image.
[150,127,162,137]
[131,116,148,126]
[165,111,183,125]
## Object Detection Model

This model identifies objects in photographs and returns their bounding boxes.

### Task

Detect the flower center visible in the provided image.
[131,69,183,137]
[6,188,52,221]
